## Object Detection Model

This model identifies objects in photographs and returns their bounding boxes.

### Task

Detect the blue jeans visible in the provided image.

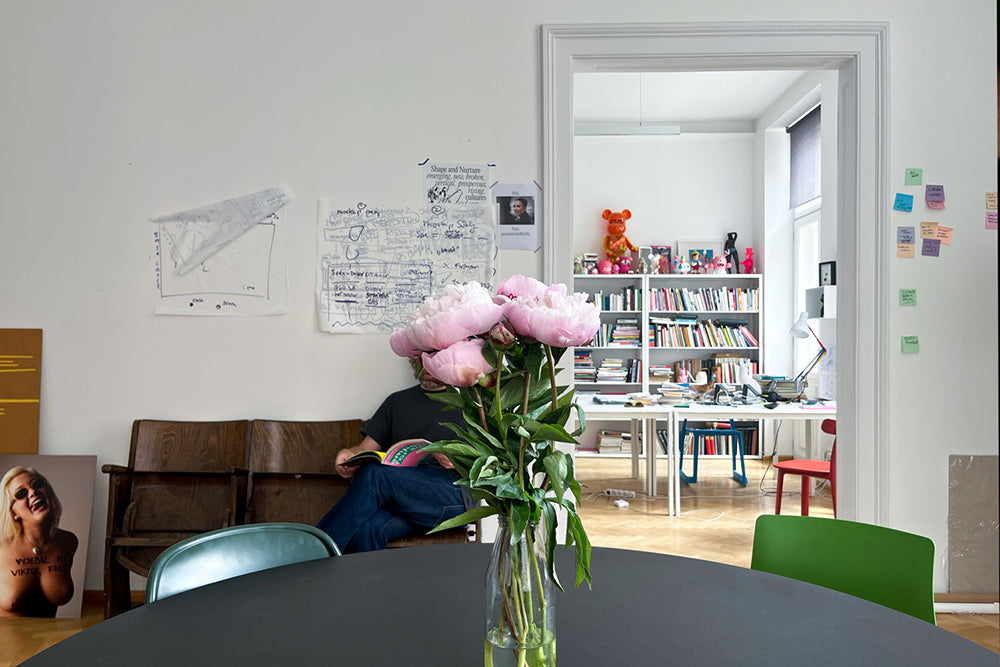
[316,464,465,553]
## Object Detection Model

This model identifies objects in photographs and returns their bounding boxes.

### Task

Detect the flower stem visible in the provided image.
[545,345,558,410]
[472,385,488,431]
[518,373,530,493]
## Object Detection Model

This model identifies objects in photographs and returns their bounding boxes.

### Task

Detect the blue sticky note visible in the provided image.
[896,226,915,244]
[893,193,914,212]
[921,238,941,257]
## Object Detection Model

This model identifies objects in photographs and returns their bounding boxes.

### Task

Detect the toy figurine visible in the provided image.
[637,255,649,274]
[597,259,614,274]
[615,256,632,274]
[673,254,691,274]
[689,249,702,274]
[602,209,637,265]
[741,247,754,274]
[658,252,671,274]
[709,256,729,274]
[724,232,740,274]
[573,255,584,275]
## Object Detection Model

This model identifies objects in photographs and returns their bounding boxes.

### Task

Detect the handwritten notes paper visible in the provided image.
[316,200,495,334]
[904,168,923,186]
[899,289,917,307]
[925,184,945,210]
[987,211,998,230]
[901,336,920,354]
[893,193,914,212]
[921,238,941,257]
[424,162,489,204]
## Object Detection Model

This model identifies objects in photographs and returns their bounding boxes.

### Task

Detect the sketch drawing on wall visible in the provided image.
[150,186,292,316]
[316,199,495,334]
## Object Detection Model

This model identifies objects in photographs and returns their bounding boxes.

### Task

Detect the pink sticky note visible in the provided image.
[987,211,998,230]
[934,225,952,244]
[927,201,946,210]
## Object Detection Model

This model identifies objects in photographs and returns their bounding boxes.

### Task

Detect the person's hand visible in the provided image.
[431,453,455,469]
[335,448,360,479]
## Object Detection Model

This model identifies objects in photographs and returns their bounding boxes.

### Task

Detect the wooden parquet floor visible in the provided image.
[1,457,995,664]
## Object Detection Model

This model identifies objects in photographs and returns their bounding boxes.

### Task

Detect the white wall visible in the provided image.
[1,1,996,592]
[573,134,755,258]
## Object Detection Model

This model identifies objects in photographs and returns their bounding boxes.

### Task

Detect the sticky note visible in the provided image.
[901,336,920,354]
[987,211,998,230]
[927,200,946,210]
[899,289,917,306]
[893,193,914,212]
[921,238,941,256]
[987,192,998,209]
[897,243,915,258]
[920,221,938,238]
[925,184,945,202]
[896,226,915,244]
[904,168,923,185]
[934,225,952,245]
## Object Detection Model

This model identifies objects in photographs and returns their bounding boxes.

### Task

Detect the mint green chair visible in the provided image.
[751,515,936,624]
[145,523,341,603]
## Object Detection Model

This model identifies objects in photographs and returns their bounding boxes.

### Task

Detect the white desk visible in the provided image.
[575,396,836,516]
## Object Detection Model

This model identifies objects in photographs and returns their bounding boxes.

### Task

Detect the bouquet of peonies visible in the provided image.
[389,275,600,590]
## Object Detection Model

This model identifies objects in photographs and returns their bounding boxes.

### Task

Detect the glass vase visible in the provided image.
[485,516,556,667]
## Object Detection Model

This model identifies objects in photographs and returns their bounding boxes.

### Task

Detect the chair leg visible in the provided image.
[679,421,697,484]
[730,424,747,486]
[800,475,811,516]
[775,470,785,514]
[104,544,132,618]
[831,477,837,519]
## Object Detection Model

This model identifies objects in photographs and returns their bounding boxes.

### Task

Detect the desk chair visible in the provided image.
[774,418,836,516]
[145,523,341,603]
[678,419,748,486]
[751,515,937,624]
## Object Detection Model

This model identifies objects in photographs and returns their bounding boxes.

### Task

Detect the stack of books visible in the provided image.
[609,318,641,346]
[574,350,596,383]
[597,430,623,454]
[596,358,628,382]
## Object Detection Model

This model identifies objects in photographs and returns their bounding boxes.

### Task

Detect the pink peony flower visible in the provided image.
[403,282,505,352]
[389,328,422,358]
[422,338,495,387]
[497,274,567,300]
[505,290,600,348]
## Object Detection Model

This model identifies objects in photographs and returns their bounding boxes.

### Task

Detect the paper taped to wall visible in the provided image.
[316,199,495,333]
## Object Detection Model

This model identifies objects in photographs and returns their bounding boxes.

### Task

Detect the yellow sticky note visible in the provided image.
[986,192,998,210]
[901,336,920,354]
[896,243,915,258]
[934,225,952,245]
[920,222,938,238]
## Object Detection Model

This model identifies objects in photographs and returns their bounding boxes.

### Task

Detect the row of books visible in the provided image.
[589,317,642,347]
[589,286,641,312]
[659,424,760,457]
[670,356,759,385]
[648,286,759,312]
[573,352,643,383]
[648,317,759,348]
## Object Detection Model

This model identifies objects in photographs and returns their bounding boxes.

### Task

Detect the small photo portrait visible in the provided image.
[1,454,96,618]
[497,195,535,226]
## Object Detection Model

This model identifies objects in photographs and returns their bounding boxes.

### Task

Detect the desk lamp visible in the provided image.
[790,311,826,399]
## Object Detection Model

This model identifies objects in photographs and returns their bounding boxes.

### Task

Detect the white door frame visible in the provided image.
[541,22,890,524]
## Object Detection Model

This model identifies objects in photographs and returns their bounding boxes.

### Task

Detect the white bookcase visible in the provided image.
[573,272,763,458]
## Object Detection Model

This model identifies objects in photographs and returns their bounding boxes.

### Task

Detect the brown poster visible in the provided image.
[0,329,42,455]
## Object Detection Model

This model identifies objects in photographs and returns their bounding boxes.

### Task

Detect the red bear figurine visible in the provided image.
[602,209,636,266]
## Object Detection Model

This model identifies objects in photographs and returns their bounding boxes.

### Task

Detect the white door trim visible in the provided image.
[541,22,891,524]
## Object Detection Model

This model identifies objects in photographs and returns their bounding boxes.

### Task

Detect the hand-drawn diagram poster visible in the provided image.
[0,329,41,455]
[150,187,291,316]
[316,199,496,334]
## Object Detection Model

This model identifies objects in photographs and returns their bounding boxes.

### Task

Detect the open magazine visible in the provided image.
[341,439,433,467]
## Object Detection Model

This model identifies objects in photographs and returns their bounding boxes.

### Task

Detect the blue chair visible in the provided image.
[678,419,748,486]
[145,522,341,603]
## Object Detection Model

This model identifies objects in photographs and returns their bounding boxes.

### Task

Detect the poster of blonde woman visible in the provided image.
[1,455,95,618]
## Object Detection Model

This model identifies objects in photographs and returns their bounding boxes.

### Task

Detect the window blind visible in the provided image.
[788,106,821,208]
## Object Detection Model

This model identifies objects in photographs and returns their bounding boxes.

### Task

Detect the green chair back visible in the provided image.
[145,523,341,603]
[751,515,936,624]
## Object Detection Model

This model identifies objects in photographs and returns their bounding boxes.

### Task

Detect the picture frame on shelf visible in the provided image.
[639,245,673,274]
[819,261,837,286]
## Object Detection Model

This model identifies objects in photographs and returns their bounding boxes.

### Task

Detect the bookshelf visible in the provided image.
[573,272,763,459]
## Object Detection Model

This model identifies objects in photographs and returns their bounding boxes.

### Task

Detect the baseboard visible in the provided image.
[935,593,998,604]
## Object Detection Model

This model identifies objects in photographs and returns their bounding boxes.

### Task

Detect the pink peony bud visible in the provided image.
[505,291,600,348]
[487,322,516,348]
[422,338,496,387]
[389,328,423,358]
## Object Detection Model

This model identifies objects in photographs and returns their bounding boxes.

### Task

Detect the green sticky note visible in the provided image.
[898,289,917,306]
[905,168,923,186]
[901,336,920,353]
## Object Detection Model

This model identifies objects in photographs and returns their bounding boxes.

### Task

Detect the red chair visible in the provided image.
[774,419,836,517]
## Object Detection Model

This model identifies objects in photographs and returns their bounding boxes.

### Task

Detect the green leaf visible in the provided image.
[509,502,530,543]
[541,502,563,591]
[565,510,592,588]
[428,505,498,533]
[426,389,466,409]
[542,450,569,503]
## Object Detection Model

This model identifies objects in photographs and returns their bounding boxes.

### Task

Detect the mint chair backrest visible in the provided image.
[751,515,936,624]
[145,523,341,603]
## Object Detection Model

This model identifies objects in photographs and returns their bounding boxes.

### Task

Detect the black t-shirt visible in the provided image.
[361,385,464,447]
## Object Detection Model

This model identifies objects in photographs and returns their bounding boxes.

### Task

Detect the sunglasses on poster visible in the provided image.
[12,478,46,503]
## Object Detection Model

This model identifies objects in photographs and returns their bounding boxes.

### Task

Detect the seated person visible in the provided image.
[316,361,474,553]
[1,467,78,617]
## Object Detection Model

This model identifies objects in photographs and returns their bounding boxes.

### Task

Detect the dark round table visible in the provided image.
[23,545,995,666]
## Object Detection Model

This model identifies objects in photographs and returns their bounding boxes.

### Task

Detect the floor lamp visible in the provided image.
[790,312,826,399]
